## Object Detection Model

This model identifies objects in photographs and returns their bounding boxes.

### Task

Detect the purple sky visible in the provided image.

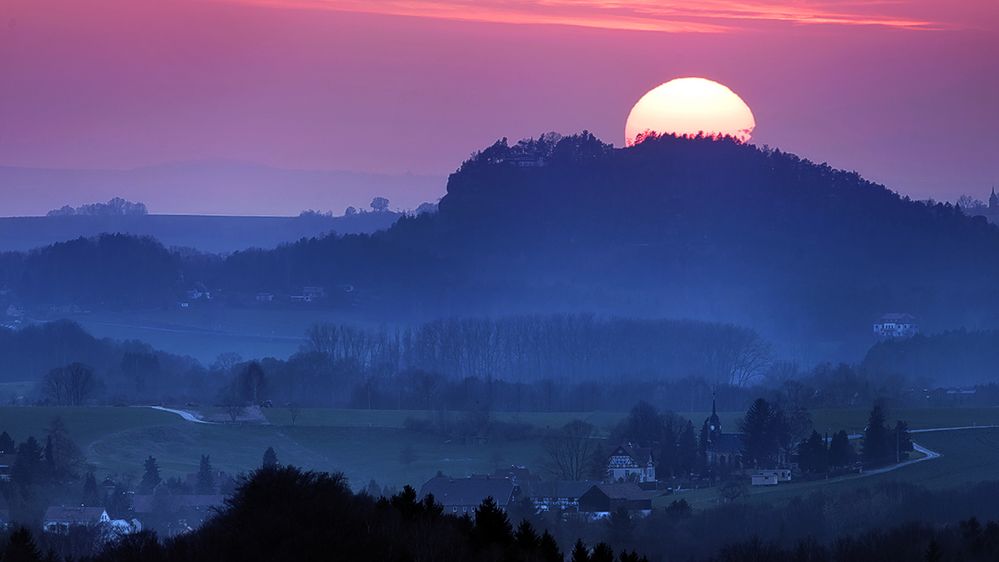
[1,0,997,215]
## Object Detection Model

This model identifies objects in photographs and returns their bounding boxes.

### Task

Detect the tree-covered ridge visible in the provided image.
[4,134,999,358]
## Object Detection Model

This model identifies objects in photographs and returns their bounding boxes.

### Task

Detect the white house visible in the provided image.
[873,313,918,339]
[606,444,656,484]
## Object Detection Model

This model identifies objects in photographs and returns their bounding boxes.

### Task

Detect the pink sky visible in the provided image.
[1,0,997,214]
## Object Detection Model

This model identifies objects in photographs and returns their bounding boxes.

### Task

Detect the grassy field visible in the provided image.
[4,405,999,499]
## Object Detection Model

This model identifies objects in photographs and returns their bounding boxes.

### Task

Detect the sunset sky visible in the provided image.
[1,0,997,214]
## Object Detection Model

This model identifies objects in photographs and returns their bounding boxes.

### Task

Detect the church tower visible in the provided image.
[990,187,998,210]
[707,392,722,444]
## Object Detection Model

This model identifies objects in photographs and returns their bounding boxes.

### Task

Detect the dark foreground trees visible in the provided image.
[94,466,637,562]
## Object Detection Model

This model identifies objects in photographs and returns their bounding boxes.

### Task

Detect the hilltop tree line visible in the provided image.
[5,134,999,358]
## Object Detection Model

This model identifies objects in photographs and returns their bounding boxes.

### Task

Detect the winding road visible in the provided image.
[146,405,215,424]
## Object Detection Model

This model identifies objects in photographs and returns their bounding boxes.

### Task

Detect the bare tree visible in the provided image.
[543,420,599,480]
[220,386,246,423]
[212,352,243,375]
[287,402,302,426]
[41,363,98,406]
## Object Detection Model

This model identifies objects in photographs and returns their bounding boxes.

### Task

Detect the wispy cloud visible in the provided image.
[224,0,944,33]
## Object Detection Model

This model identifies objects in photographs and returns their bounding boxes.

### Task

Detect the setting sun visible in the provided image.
[625,77,756,146]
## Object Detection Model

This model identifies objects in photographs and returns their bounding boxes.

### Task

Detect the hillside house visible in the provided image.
[606,444,656,483]
[873,313,918,339]
[522,480,596,512]
[419,475,516,516]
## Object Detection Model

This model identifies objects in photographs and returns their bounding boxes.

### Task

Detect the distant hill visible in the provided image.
[211,133,999,361]
[0,212,402,254]
[0,160,444,217]
[5,134,999,364]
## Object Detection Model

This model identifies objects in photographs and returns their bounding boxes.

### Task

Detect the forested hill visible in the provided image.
[5,133,999,360]
[215,133,999,358]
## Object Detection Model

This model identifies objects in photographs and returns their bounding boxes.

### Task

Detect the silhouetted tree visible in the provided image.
[0,431,14,454]
[543,420,599,480]
[828,430,853,467]
[197,455,215,494]
[139,455,162,493]
[262,447,279,469]
[863,401,892,466]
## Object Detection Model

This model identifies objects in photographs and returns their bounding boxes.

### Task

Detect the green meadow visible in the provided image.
[2,405,999,500]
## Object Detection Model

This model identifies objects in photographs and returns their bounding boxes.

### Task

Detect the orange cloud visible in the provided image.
[222,0,944,33]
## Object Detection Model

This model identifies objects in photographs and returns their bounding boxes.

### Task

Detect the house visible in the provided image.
[751,473,778,486]
[873,313,918,339]
[418,475,516,516]
[578,483,660,515]
[606,444,656,483]
[42,506,111,534]
[522,480,596,512]
[760,468,792,482]
[704,396,745,468]
[132,494,225,537]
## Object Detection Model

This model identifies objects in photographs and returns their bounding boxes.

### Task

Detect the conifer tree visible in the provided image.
[139,455,162,493]
[262,446,279,469]
[197,455,215,494]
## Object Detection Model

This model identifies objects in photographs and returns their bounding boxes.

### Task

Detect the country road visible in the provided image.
[146,405,215,424]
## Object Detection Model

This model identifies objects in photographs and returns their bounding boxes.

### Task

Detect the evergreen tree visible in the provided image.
[827,430,853,467]
[12,437,44,487]
[262,446,279,469]
[676,420,698,476]
[139,455,162,493]
[862,401,892,466]
[798,430,827,473]
[591,543,615,562]
[0,430,14,454]
[82,471,100,506]
[472,497,512,548]
[538,530,562,562]
[3,527,42,562]
[197,454,215,494]
[571,540,591,562]
[514,520,540,552]
[741,398,779,467]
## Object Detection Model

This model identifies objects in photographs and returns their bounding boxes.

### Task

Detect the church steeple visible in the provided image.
[708,390,721,442]
[990,187,998,210]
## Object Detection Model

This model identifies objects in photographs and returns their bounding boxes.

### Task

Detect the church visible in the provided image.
[703,396,745,469]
